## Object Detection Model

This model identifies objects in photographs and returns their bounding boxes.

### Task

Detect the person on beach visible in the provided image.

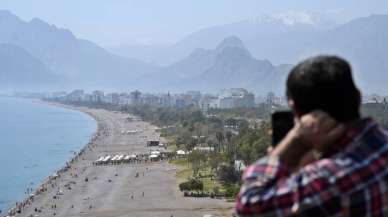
[235,56,388,216]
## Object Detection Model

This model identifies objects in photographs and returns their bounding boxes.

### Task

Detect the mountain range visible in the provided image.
[0,43,57,90]
[1,10,388,94]
[110,12,338,66]
[111,14,388,94]
[152,36,291,93]
[0,10,156,90]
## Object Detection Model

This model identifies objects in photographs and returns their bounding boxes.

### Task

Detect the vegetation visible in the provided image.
[179,179,204,192]
[235,122,271,165]
[208,104,271,120]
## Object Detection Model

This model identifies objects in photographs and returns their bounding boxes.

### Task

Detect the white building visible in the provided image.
[66,89,84,102]
[130,90,141,105]
[218,88,255,109]
[199,95,218,113]
[92,90,104,103]
[104,93,120,104]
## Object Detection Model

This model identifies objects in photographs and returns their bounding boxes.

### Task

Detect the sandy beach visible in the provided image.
[9,106,233,217]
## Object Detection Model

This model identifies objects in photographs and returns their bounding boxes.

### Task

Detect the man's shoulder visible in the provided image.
[300,130,388,188]
[343,120,388,161]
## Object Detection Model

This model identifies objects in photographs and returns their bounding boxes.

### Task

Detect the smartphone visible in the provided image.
[271,111,294,147]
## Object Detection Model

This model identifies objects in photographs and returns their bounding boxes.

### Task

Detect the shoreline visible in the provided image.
[7,101,233,217]
[5,101,101,216]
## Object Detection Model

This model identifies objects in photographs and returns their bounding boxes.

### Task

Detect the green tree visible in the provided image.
[179,179,204,192]
[209,153,222,174]
[217,165,241,184]
[215,131,224,153]
[188,150,206,177]
[236,122,271,165]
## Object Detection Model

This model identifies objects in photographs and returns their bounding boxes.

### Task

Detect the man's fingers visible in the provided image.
[311,110,328,120]
[321,118,336,132]
[326,124,346,144]
[303,111,337,133]
[313,124,345,152]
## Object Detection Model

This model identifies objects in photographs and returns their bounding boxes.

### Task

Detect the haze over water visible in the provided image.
[0,97,96,212]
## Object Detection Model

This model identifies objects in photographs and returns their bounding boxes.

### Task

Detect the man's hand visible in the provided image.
[270,111,345,169]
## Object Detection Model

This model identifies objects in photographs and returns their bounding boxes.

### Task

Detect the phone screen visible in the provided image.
[271,111,294,147]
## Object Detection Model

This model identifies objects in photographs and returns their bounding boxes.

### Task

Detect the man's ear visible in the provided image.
[288,99,302,118]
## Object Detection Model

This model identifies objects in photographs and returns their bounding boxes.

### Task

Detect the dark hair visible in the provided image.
[286,55,360,122]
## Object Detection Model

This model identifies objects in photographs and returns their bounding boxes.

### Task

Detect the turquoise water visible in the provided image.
[0,97,96,213]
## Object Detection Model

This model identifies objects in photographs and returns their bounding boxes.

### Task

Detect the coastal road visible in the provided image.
[14,108,233,217]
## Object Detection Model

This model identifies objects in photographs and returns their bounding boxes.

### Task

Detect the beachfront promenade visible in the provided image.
[10,107,232,217]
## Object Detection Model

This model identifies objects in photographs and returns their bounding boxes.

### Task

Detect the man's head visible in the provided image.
[286,55,361,122]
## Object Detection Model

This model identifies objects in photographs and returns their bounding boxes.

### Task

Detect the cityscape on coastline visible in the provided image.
[8,88,388,111]
[47,88,281,111]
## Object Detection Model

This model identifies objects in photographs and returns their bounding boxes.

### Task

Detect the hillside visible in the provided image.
[109,15,321,66]
[0,10,157,89]
[0,43,58,90]
[153,36,291,93]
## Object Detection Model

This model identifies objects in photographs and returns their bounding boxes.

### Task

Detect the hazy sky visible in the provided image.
[0,0,387,47]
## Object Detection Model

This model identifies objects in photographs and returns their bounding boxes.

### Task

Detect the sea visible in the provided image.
[0,97,96,213]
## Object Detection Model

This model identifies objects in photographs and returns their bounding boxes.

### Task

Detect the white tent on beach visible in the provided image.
[102,155,111,163]
[116,155,124,161]
[149,154,159,159]
[150,151,160,156]
[176,150,186,155]
[96,156,104,162]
